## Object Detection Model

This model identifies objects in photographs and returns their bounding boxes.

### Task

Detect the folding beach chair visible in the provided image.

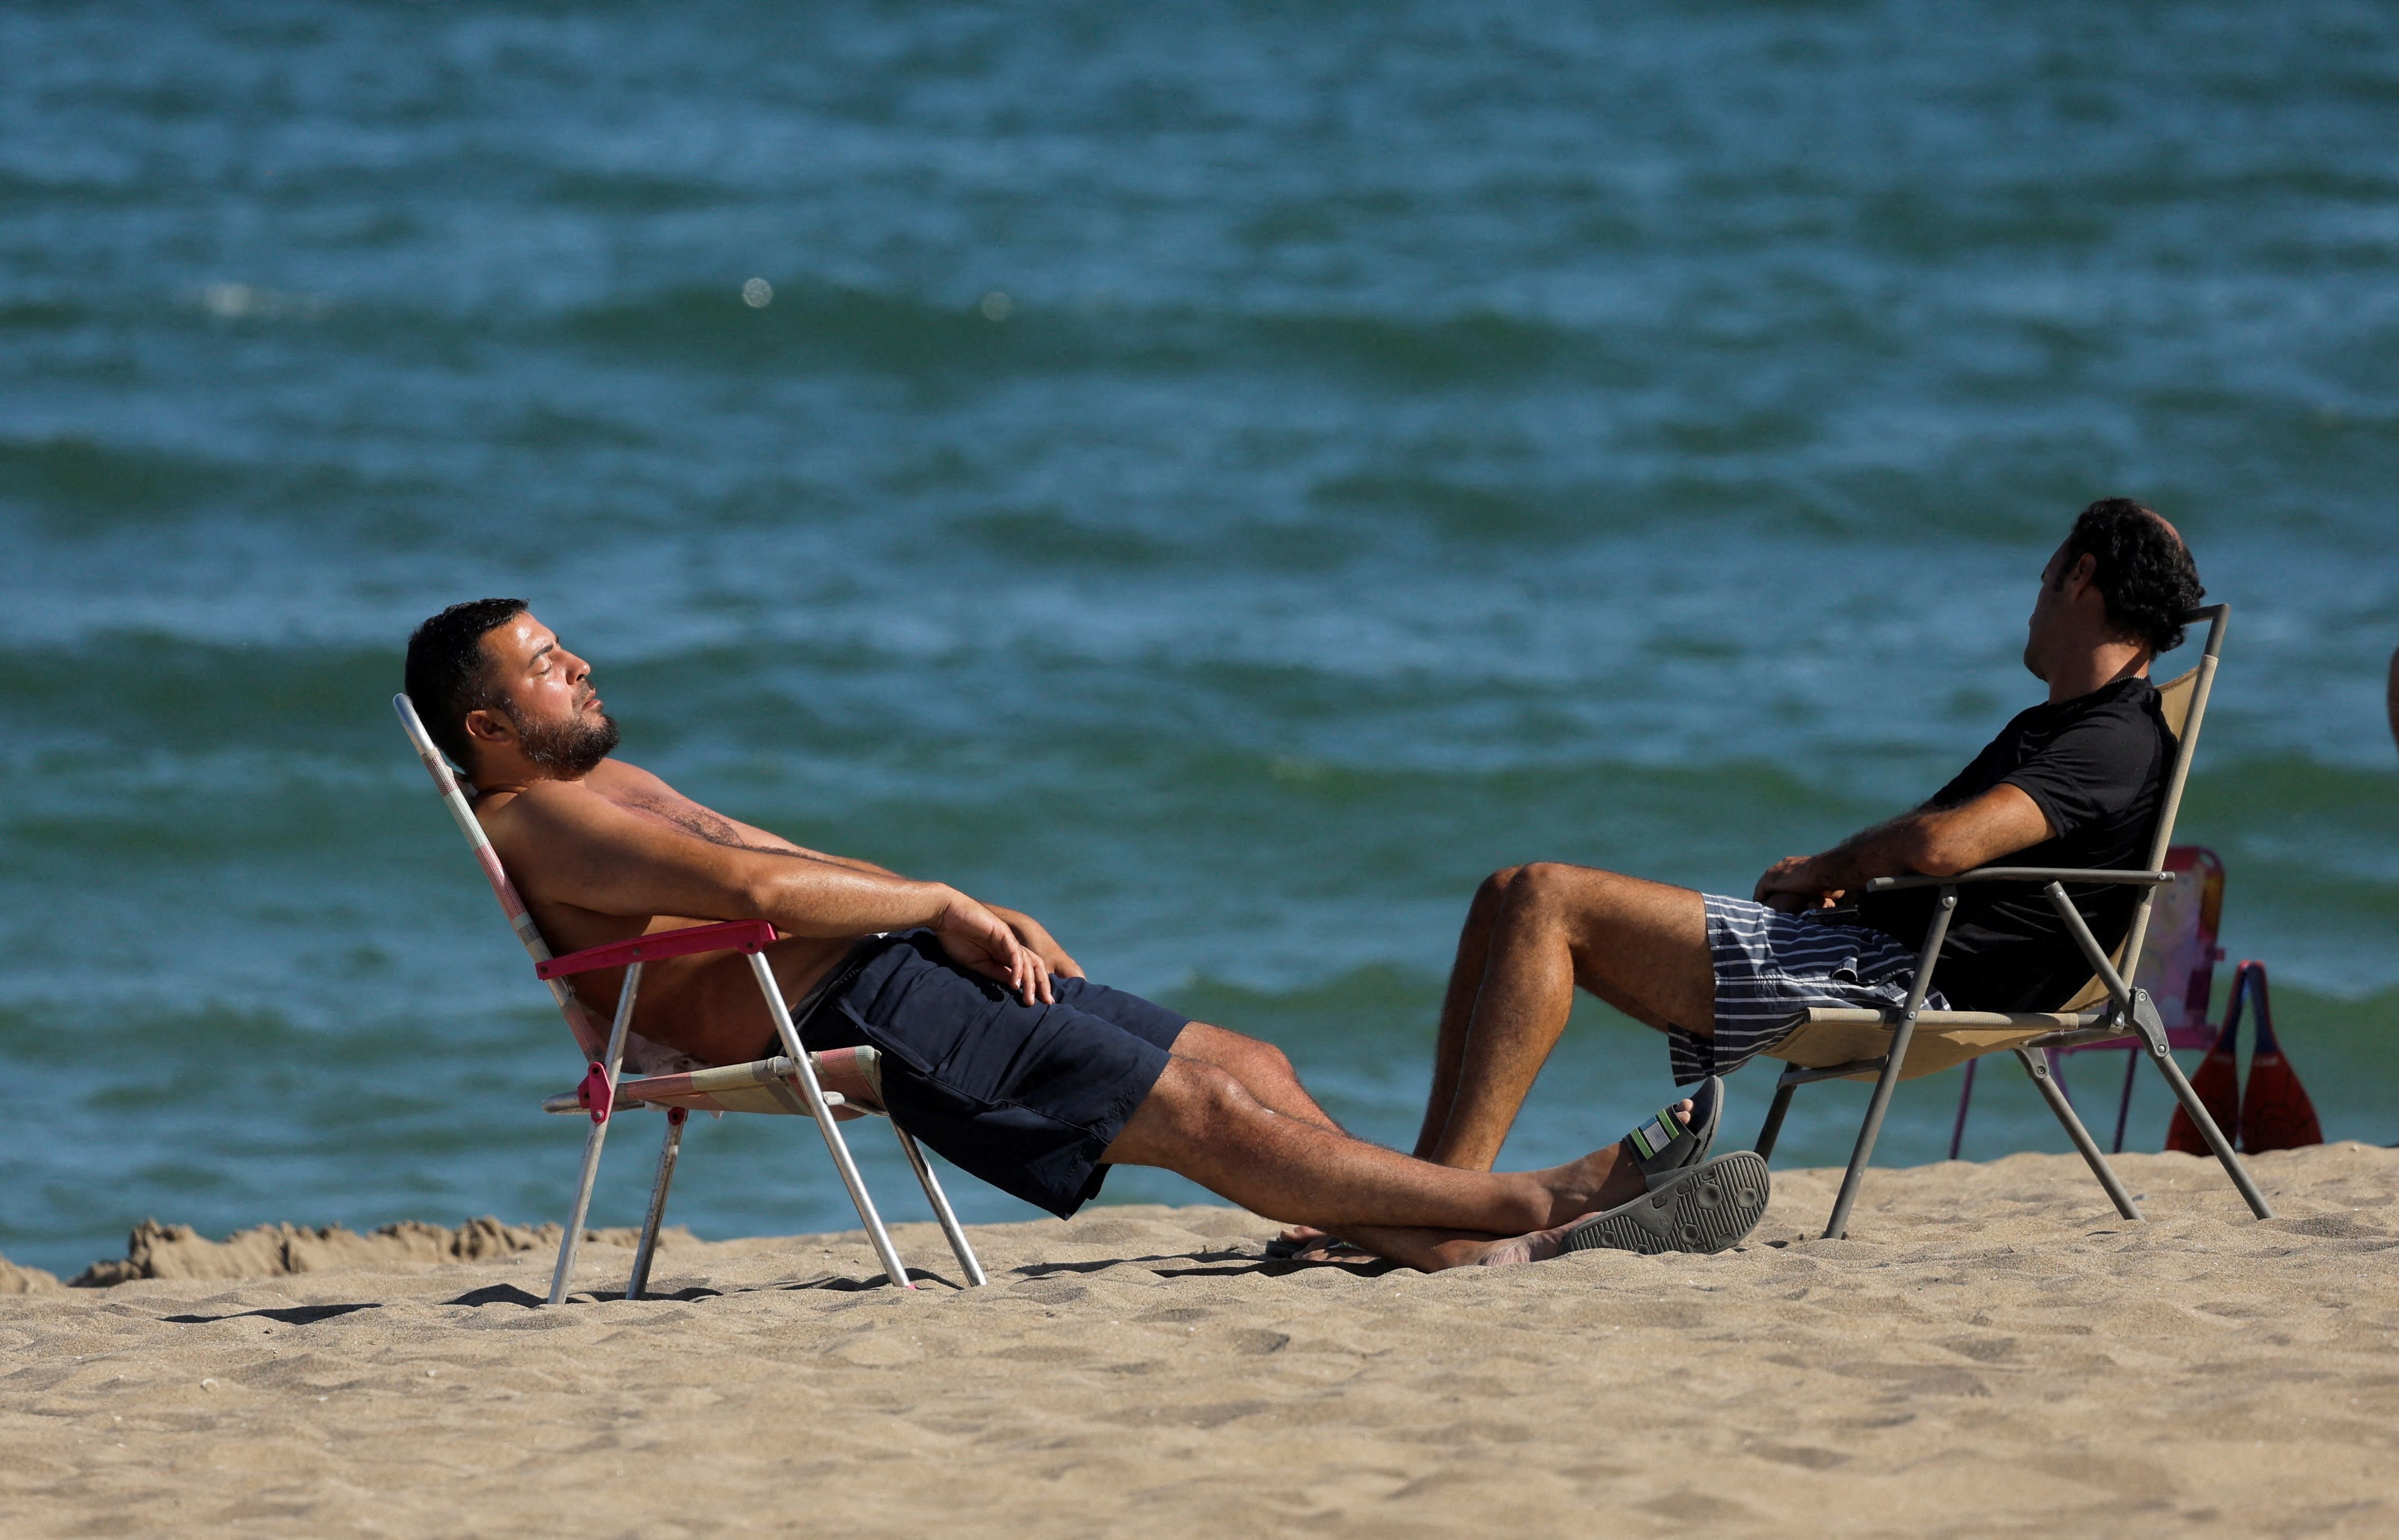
[393,694,987,1301]
[1947,845,2227,1158]
[1749,606,2274,1239]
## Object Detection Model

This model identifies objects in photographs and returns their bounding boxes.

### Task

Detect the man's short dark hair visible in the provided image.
[404,598,528,776]
[2059,499,2204,654]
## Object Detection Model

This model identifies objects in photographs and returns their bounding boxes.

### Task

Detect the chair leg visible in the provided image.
[893,1124,987,1288]
[1754,1075,1800,1161]
[548,962,644,1307]
[2110,1051,2138,1154]
[626,1107,688,1301]
[2140,1017,2274,1219]
[1823,1015,1919,1241]
[749,953,916,1289]
[2015,1048,2142,1221]
[1949,1058,1978,1161]
[548,1110,614,1306]
[1824,891,1956,1241]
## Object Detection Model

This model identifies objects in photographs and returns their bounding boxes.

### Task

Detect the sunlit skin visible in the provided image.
[1276,520,2182,1258]
[458,612,1671,1270]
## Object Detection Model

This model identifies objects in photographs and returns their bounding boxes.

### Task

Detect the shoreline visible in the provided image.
[4,1145,2394,1536]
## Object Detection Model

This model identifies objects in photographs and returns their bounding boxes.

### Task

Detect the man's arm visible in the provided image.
[591,761,1080,978]
[592,760,907,875]
[497,783,1046,1001]
[1753,784,2055,911]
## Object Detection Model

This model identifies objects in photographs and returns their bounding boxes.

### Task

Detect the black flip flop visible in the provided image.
[1554,1151,1769,1258]
[1627,1075,1723,1192]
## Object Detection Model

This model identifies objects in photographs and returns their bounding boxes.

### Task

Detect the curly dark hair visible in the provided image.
[2057,499,2204,654]
[404,597,528,775]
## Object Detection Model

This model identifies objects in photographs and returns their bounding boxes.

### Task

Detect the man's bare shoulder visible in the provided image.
[474,768,640,845]
[582,759,772,850]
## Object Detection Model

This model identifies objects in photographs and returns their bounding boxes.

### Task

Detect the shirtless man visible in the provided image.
[403,600,1769,1274]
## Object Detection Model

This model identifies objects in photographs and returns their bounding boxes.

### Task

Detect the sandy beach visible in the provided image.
[3,1144,2394,1538]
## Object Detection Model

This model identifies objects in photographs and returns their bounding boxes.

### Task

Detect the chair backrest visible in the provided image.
[2055,604,2228,1012]
[392,692,612,1060]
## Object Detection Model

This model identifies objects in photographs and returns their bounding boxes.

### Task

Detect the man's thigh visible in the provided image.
[1516,863,1715,1034]
[820,935,1175,1218]
[1049,974,1191,1053]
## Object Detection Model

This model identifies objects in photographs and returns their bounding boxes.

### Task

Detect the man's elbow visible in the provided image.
[731,877,785,921]
[1901,825,1981,879]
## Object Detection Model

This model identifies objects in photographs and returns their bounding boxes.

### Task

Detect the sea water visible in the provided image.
[3,1,2396,1278]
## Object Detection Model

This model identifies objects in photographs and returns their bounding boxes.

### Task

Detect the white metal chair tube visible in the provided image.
[893,1125,986,1287]
[548,960,642,1306]
[748,952,915,1290]
[626,1108,687,1300]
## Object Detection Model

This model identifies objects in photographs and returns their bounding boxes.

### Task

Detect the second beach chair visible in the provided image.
[1749,605,2274,1239]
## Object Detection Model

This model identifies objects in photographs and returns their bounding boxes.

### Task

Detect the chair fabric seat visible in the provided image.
[1768,1008,2110,1082]
[542,1048,888,1118]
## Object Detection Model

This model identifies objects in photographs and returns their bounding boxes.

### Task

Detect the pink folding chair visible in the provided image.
[394,694,986,1301]
[1949,845,2227,1157]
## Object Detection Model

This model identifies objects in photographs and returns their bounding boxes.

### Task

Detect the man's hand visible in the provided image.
[1753,855,1842,914]
[990,905,1086,983]
[930,890,1051,1005]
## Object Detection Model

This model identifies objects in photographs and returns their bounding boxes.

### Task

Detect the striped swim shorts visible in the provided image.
[1664,894,1950,1085]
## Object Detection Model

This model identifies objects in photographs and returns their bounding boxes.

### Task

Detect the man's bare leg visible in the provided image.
[1415,864,1717,1172]
[1167,1021,1343,1133]
[1101,1058,1636,1252]
[1311,1095,1699,1269]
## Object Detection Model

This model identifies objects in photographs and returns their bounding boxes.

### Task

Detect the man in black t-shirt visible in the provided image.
[1402,500,2205,1178]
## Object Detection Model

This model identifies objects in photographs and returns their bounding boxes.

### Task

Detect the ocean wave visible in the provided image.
[0,436,239,523]
[550,278,1635,389]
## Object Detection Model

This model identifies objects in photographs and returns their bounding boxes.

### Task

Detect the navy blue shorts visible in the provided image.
[797,930,1188,1219]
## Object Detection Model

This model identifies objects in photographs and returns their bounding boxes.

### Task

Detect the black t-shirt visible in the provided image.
[1855,676,2174,1013]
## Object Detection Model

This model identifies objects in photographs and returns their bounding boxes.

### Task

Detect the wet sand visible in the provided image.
[4,1145,2394,1537]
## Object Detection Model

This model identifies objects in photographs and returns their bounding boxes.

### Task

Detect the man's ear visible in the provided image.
[463,707,514,747]
[2063,551,2100,597]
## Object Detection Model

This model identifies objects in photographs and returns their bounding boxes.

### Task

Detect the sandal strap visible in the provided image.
[1627,1106,1689,1163]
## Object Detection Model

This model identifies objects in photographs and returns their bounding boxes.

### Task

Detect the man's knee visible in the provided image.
[1503,861,1598,923]
[1175,1020,1294,1081]
[1468,866,1533,933]
[1137,1056,1259,1139]
[1240,1034,1296,1083]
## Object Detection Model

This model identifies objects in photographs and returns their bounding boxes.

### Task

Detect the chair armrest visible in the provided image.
[1862,868,2175,893]
[536,919,779,980]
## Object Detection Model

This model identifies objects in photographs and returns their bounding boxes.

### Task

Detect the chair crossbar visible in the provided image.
[1865,868,2174,892]
[537,919,778,978]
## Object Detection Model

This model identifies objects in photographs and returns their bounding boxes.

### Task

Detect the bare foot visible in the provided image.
[1471,1221,1573,1267]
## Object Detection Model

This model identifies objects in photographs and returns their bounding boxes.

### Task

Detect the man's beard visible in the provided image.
[517,710,620,776]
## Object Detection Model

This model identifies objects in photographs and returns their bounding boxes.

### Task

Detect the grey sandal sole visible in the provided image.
[1557,1152,1770,1258]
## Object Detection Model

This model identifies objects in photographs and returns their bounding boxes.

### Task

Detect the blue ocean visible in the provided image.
[4,1,2396,1279]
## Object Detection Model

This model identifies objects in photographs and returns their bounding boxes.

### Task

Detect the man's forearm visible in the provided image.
[1798,814,1934,895]
[748,866,958,939]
